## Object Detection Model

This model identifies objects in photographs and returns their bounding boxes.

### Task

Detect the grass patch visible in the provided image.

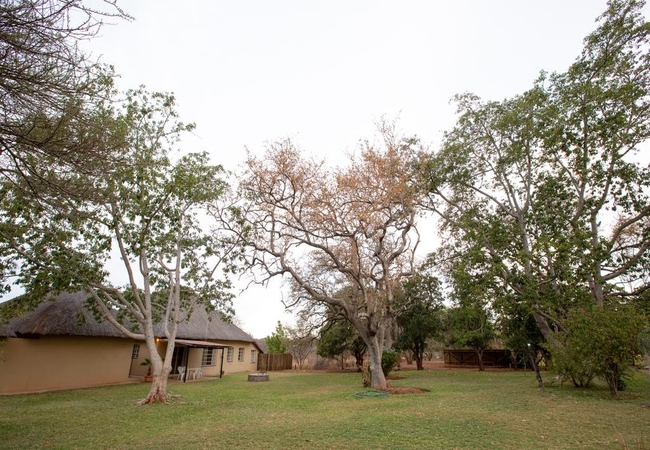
[0,369,649,449]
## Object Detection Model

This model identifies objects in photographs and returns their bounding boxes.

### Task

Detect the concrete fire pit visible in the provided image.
[247,373,270,382]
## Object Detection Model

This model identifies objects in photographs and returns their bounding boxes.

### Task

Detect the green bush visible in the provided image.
[549,305,645,396]
[547,341,596,388]
[381,349,399,377]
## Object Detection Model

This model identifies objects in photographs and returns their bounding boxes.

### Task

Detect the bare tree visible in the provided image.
[285,316,315,370]
[233,124,423,390]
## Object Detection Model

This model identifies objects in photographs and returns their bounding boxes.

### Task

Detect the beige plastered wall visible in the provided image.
[215,341,259,375]
[0,336,135,395]
[158,341,259,377]
[0,338,261,394]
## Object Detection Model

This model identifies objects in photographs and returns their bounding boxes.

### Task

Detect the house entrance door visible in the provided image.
[171,346,188,375]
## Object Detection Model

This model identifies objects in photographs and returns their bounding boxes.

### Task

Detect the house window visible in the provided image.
[250,349,256,363]
[227,347,233,362]
[132,344,140,359]
[238,347,244,362]
[202,348,216,366]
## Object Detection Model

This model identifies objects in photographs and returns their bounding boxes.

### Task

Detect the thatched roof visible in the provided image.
[255,338,269,354]
[171,306,255,343]
[0,292,256,345]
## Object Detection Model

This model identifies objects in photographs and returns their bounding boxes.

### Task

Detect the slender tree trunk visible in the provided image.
[354,351,364,370]
[528,348,544,392]
[476,349,485,372]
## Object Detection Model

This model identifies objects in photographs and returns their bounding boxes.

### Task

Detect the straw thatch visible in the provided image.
[0,291,256,344]
[255,338,269,354]
[1,292,124,338]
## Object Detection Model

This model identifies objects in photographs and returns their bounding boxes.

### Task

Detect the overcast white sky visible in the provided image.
[78,0,647,338]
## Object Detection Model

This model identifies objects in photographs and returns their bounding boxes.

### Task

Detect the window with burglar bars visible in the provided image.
[131,344,140,359]
[202,348,216,366]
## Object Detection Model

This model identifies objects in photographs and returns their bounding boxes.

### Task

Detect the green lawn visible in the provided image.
[1,369,649,449]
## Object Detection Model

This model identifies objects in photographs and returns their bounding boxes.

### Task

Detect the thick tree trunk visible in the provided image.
[139,329,174,405]
[365,335,387,390]
[140,372,170,404]
[532,310,561,348]
[415,353,424,370]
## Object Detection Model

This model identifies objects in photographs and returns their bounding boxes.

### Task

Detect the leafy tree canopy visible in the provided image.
[266,321,288,354]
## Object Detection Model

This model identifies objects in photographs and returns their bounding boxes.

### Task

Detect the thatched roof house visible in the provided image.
[0,292,264,395]
[1,291,256,343]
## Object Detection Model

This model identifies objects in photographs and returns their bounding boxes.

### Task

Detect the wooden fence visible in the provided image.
[257,353,293,371]
[443,349,513,368]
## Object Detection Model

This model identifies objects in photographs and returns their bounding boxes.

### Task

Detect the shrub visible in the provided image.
[549,305,645,396]
[381,349,399,377]
[547,341,596,388]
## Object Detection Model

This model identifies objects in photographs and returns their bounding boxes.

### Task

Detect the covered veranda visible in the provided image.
[166,339,231,382]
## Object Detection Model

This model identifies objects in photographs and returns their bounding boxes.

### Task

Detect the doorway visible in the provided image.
[171,346,188,375]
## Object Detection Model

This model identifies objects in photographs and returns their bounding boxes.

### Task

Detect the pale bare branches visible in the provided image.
[234,125,424,390]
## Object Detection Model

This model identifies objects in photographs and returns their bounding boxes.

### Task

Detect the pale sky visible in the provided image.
[76,0,646,338]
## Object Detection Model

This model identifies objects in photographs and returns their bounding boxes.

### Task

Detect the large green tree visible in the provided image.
[0,0,131,298]
[421,0,650,351]
[266,321,288,354]
[317,317,366,370]
[394,273,444,370]
[1,89,238,404]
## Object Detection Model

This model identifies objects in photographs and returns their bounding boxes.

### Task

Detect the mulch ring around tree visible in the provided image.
[382,374,430,394]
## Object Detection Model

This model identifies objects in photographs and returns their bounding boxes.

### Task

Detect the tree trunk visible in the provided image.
[354,352,364,371]
[365,335,387,390]
[532,310,561,348]
[476,349,485,372]
[528,351,544,393]
[139,330,173,405]
[510,350,518,370]
[140,371,170,404]
[415,352,424,371]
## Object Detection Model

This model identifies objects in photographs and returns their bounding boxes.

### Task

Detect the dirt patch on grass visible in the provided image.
[387,375,405,380]
[396,359,516,372]
[384,386,429,395]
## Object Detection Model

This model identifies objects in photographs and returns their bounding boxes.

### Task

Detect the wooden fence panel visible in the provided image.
[443,349,513,368]
[257,353,293,371]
